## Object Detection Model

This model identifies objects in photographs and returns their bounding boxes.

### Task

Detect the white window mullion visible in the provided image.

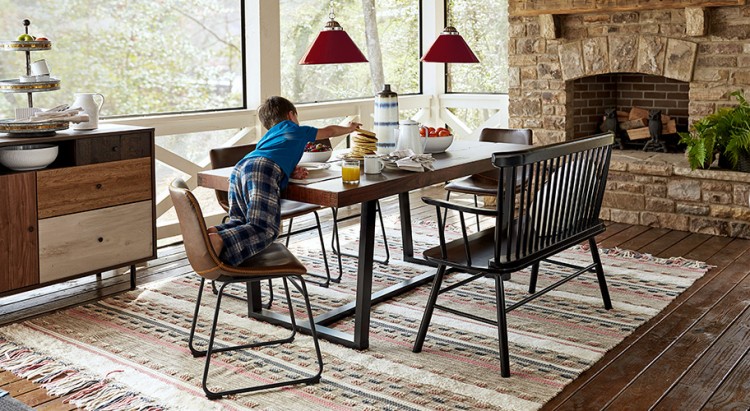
[421,1,446,126]
[247,0,281,137]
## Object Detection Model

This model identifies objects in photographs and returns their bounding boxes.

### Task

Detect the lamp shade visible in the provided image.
[421,26,479,63]
[299,20,368,65]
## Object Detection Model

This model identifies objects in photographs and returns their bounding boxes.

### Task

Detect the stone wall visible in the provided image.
[508,5,750,145]
[602,152,750,238]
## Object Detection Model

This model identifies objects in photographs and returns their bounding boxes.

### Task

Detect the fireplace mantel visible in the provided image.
[510,0,746,17]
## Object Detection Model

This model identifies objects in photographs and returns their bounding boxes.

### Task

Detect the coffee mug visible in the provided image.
[364,155,385,174]
[30,59,50,76]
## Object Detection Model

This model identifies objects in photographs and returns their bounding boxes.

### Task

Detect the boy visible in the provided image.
[208,96,361,266]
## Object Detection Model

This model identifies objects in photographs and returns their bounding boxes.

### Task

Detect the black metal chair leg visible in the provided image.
[441,191,451,230]
[265,279,274,309]
[284,218,294,247]
[495,276,511,378]
[413,265,448,353]
[375,201,390,264]
[529,262,540,294]
[303,211,332,288]
[589,238,613,309]
[330,207,344,283]
[201,277,322,399]
[473,195,481,232]
[188,278,208,357]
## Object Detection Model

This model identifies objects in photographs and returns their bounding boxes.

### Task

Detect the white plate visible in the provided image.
[298,162,331,171]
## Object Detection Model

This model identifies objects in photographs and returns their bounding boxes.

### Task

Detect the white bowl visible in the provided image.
[300,150,332,163]
[0,144,59,171]
[423,135,454,153]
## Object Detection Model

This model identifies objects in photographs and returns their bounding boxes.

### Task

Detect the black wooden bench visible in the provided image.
[412,133,615,377]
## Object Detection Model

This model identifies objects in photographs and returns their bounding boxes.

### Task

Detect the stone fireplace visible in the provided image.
[507,3,750,238]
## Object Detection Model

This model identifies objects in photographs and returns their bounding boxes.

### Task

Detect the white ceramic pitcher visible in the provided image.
[72,93,104,130]
[396,119,426,155]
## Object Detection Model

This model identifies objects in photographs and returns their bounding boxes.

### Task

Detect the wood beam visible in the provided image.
[509,0,744,17]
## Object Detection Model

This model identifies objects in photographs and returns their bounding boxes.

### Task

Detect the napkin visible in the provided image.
[391,150,435,172]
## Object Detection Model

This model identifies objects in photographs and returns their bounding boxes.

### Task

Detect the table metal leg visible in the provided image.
[245,197,435,350]
[353,199,376,348]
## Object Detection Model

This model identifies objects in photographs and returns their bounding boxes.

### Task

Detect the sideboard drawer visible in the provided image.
[38,201,153,283]
[75,132,151,165]
[37,157,151,218]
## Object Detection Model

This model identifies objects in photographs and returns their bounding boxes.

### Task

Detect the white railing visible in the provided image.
[107,93,508,240]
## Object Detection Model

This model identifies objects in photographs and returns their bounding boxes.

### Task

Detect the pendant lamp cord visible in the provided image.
[329,0,336,20]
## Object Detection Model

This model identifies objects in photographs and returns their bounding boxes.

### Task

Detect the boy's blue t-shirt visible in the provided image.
[246,120,317,187]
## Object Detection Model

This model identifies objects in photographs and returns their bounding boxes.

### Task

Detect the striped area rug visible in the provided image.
[0,219,711,410]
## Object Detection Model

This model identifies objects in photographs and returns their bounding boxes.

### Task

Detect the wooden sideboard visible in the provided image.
[0,124,156,295]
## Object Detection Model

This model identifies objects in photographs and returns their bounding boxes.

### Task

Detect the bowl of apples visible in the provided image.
[420,126,454,154]
[300,141,333,163]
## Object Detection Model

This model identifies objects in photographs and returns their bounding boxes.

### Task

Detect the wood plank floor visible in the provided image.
[1,185,749,410]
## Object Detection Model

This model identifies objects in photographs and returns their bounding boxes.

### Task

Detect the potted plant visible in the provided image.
[680,90,750,172]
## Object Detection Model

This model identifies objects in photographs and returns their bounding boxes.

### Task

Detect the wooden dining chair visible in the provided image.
[209,143,333,291]
[168,178,323,399]
[413,133,614,378]
[443,128,532,231]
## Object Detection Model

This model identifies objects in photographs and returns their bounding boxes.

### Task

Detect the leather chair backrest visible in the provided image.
[479,128,533,145]
[476,128,533,180]
[168,178,223,280]
[209,139,333,211]
[209,144,258,212]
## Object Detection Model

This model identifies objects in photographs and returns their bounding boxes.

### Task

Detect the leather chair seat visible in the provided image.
[444,175,497,196]
[280,199,323,219]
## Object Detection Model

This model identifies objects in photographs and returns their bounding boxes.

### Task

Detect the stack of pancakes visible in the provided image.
[349,129,377,159]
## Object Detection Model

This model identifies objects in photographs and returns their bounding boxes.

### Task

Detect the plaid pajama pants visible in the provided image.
[215,156,284,266]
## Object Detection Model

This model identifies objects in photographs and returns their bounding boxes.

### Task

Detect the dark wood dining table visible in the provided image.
[197,140,529,349]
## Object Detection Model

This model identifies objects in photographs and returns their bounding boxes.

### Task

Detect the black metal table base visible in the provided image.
[247,192,436,350]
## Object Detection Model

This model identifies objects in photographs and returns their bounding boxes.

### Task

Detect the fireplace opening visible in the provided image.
[572,74,689,152]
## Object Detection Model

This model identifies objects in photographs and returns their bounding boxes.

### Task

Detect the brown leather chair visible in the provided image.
[168,178,323,398]
[209,143,333,288]
[443,128,532,230]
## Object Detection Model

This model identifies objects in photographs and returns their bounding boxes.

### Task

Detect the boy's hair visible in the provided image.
[258,96,297,129]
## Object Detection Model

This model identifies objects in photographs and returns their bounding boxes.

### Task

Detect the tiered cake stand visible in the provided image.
[0,20,67,136]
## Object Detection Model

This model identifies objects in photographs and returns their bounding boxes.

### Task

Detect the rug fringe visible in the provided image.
[0,338,164,411]
[572,244,714,270]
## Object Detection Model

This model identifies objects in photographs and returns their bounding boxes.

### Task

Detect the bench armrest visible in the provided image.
[421,196,497,217]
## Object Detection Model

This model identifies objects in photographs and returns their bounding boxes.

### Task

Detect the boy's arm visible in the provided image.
[316,121,362,140]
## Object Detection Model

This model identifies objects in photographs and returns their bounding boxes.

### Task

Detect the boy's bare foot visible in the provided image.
[207,227,224,257]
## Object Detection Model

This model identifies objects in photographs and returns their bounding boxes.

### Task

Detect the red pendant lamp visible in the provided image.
[299,1,368,65]
[421,26,479,63]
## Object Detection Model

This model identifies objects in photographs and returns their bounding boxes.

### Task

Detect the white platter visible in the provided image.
[298,162,331,171]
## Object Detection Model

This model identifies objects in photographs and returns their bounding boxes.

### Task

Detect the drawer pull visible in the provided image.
[28,226,34,233]
[98,237,104,243]
[112,146,120,152]
[96,183,103,190]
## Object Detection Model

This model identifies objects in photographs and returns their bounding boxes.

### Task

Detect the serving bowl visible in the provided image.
[0,143,59,171]
[300,150,332,163]
[423,135,454,154]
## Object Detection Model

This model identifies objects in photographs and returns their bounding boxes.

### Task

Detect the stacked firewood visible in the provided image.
[601,107,677,140]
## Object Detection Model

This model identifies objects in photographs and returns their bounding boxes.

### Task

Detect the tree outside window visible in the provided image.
[447,0,508,94]
[0,0,243,117]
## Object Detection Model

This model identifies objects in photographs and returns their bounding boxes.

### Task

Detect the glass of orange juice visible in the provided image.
[341,160,360,184]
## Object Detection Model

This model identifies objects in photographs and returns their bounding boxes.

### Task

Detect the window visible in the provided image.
[0,1,243,118]
[446,0,508,94]
[280,0,420,103]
